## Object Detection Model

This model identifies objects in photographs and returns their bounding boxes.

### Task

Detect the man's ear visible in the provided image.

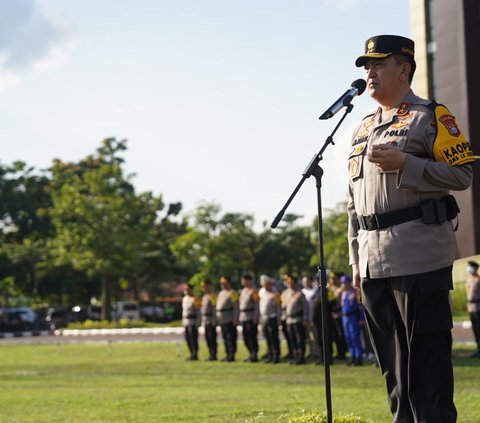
[400,62,411,83]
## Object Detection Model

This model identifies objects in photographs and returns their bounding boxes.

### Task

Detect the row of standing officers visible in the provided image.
[182,273,367,365]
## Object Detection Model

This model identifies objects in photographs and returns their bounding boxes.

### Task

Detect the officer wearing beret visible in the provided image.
[348,35,474,422]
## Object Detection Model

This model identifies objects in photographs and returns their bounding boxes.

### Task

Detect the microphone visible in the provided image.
[319,79,367,120]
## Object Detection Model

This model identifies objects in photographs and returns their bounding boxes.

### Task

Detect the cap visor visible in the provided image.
[355,52,392,67]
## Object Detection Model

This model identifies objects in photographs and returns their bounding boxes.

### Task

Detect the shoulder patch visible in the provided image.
[230,291,239,303]
[433,105,474,166]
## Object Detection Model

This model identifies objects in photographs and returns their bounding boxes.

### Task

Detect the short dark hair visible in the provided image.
[393,54,416,84]
[242,273,253,281]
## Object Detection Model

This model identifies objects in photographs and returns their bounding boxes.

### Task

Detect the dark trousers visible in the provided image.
[242,320,258,359]
[313,312,334,362]
[184,325,198,358]
[204,323,217,359]
[331,316,347,358]
[220,322,237,359]
[469,310,480,350]
[262,318,280,362]
[287,321,306,363]
[362,267,457,423]
[281,319,293,358]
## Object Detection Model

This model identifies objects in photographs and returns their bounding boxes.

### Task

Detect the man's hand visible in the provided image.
[367,143,406,171]
[352,264,361,289]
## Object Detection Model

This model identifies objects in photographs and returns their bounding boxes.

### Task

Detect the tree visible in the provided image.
[0,161,52,297]
[313,201,350,275]
[266,214,315,277]
[48,138,166,320]
[170,202,256,288]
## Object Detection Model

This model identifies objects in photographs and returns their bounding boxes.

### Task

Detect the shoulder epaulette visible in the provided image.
[427,99,438,110]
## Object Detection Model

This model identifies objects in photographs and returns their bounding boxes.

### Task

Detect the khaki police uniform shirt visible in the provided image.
[259,290,281,324]
[348,90,473,279]
[285,291,309,324]
[215,288,239,325]
[280,287,294,321]
[201,293,216,326]
[182,295,201,327]
[239,287,259,323]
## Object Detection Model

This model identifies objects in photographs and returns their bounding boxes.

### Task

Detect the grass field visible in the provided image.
[0,341,479,423]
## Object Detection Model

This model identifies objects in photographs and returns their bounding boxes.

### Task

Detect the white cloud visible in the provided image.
[0,69,19,90]
[0,0,74,90]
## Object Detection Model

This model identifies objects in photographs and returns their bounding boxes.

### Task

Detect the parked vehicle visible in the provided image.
[46,307,70,329]
[140,303,165,322]
[112,301,140,321]
[86,305,102,321]
[0,307,37,332]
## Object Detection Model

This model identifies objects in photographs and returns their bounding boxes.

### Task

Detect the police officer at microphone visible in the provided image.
[347,35,474,422]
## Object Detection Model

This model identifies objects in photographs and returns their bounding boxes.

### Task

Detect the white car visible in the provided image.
[112,301,140,321]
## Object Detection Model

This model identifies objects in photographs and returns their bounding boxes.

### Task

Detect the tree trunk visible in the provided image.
[101,274,112,321]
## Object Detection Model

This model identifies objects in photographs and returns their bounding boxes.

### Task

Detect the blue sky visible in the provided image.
[0,0,410,228]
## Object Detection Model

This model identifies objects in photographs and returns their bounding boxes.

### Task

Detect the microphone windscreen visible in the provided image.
[351,79,367,95]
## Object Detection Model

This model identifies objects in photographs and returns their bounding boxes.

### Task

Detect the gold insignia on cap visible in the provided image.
[367,39,375,52]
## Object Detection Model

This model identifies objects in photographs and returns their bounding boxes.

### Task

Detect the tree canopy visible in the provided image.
[0,138,350,318]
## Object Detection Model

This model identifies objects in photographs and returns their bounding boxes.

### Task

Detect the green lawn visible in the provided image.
[0,341,478,423]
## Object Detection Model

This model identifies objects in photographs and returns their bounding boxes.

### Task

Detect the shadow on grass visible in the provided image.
[453,347,480,367]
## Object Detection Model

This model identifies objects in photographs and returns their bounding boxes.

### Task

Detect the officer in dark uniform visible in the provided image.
[348,35,474,422]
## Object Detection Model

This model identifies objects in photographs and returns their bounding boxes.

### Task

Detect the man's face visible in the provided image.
[364,56,406,104]
[241,278,251,288]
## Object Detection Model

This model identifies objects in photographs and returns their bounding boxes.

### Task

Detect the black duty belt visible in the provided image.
[186,314,197,319]
[357,195,459,231]
[468,299,480,304]
[218,307,233,312]
[240,307,254,313]
[202,312,213,317]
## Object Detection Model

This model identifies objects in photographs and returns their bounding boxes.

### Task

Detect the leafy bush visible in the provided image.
[66,319,147,330]
[451,282,467,313]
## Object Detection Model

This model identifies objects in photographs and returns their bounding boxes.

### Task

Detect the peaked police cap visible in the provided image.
[355,35,415,67]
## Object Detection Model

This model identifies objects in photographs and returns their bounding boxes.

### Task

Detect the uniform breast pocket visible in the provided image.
[348,141,367,180]
[376,137,409,174]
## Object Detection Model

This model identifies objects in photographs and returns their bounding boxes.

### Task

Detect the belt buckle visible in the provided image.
[365,214,376,230]
[357,215,368,230]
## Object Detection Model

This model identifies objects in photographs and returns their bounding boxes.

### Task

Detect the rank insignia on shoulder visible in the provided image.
[395,102,410,116]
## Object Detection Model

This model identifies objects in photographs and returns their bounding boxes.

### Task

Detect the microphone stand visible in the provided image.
[271,102,354,423]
